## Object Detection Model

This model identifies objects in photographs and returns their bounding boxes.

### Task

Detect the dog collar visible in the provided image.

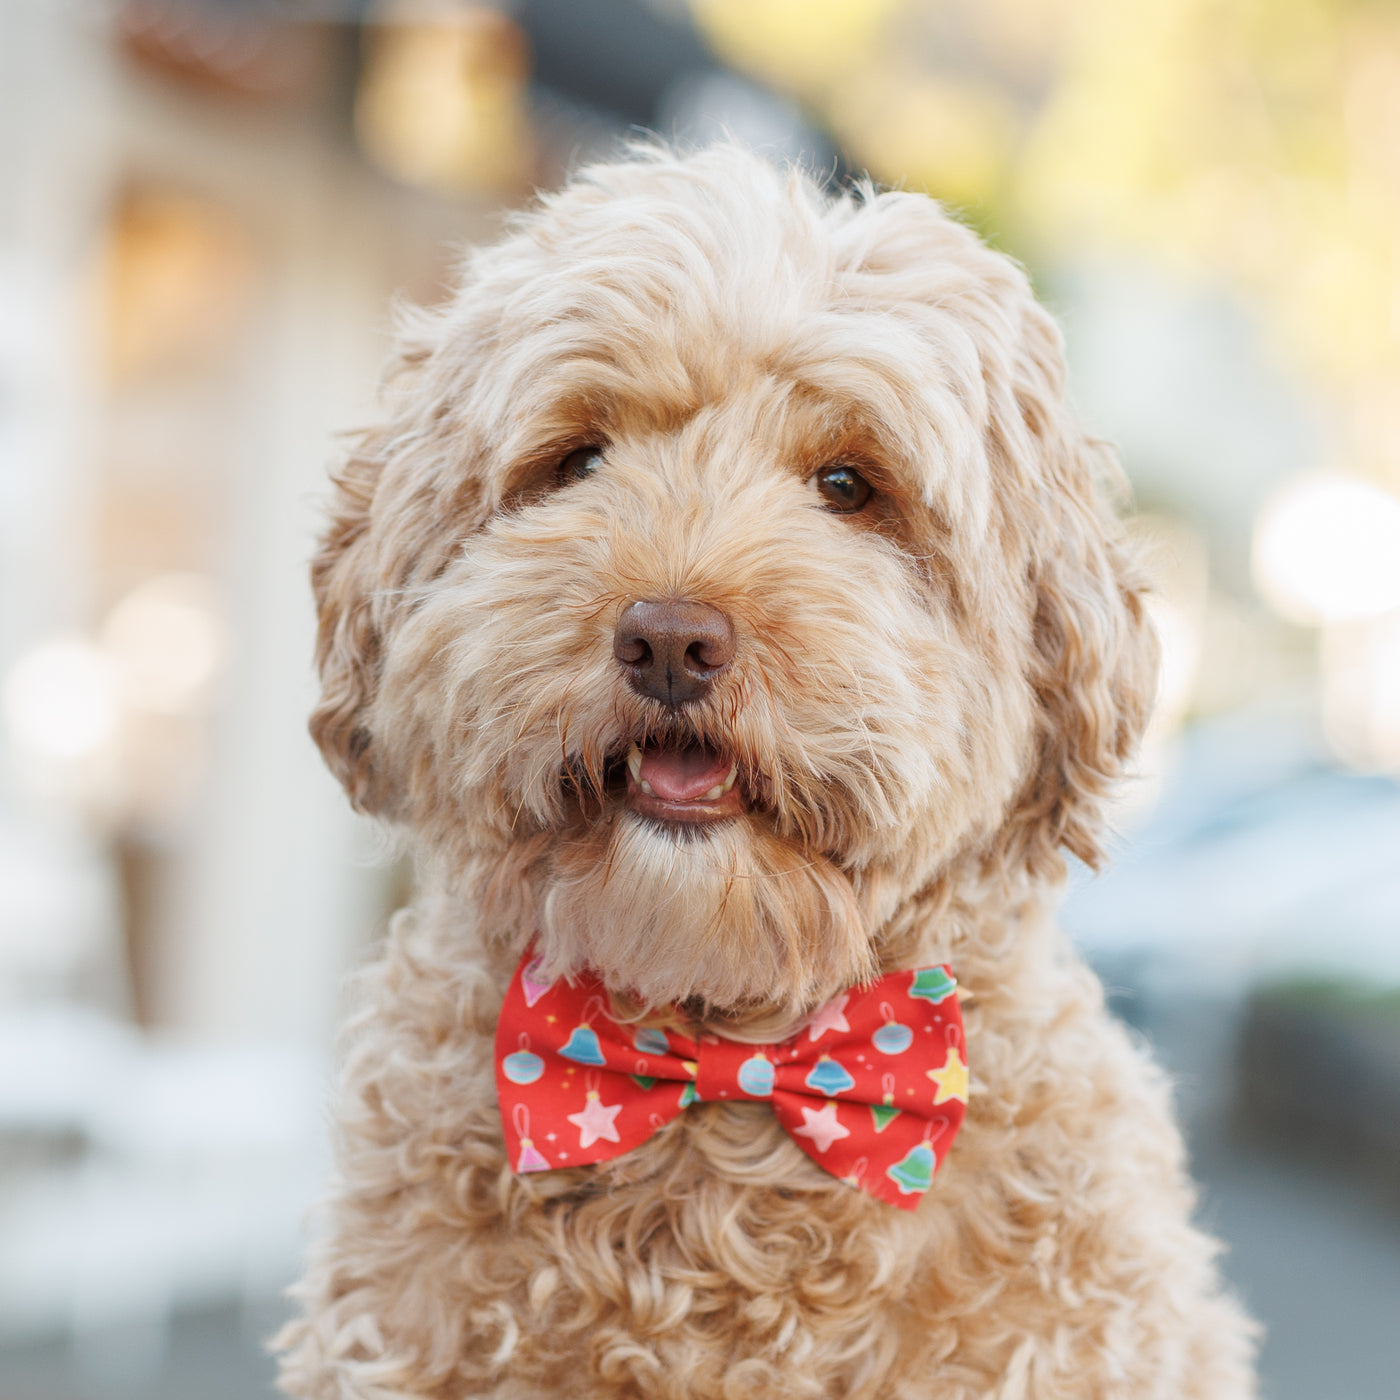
[495,946,968,1210]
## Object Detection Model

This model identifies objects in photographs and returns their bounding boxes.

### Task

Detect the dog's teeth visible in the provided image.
[627,744,642,782]
[700,765,738,801]
[639,780,654,796]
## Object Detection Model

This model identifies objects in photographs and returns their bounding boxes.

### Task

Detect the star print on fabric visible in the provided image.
[928,1045,969,1105]
[805,994,851,1042]
[793,1101,851,1154]
[566,1092,622,1148]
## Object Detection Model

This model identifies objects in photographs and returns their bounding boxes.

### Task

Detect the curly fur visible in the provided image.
[277,145,1258,1399]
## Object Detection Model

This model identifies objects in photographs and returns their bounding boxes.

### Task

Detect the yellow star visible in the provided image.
[928,1045,969,1105]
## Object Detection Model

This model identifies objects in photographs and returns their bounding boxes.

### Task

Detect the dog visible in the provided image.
[276,144,1258,1399]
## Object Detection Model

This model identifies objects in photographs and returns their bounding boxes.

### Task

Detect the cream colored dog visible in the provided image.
[277,145,1257,1399]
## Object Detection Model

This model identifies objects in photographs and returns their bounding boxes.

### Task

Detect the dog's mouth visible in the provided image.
[621,740,746,825]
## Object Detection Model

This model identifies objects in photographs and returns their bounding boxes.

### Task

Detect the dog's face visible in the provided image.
[311,148,1155,1014]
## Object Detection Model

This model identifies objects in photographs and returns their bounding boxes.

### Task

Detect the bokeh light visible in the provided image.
[1323,613,1400,775]
[101,573,224,717]
[355,4,534,195]
[3,640,119,768]
[1252,474,1400,626]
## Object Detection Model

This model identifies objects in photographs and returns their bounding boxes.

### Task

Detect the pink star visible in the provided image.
[566,1092,622,1148]
[804,994,851,1043]
[793,1101,850,1154]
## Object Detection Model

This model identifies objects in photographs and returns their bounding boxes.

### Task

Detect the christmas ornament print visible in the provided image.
[512,1104,549,1173]
[804,1054,856,1095]
[886,1140,935,1194]
[870,1072,901,1132]
[495,945,968,1211]
[559,1025,605,1065]
[521,954,554,1008]
[566,1073,623,1148]
[928,1042,969,1105]
[909,967,957,1005]
[804,993,852,1042]
[839,1156,869,1190]
[793,1101,850,1153]
[558,997,608,1066]
[501,1033,545,1085]
[737,1052,775,1097]
[871,1002,913,1055]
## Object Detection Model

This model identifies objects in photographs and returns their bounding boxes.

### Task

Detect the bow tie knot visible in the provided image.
[496,947,968,1211]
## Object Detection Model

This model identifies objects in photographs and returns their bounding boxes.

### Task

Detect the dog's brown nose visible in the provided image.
[614,599,735,707]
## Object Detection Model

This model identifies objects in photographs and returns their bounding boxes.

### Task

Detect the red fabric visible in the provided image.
[495,946,968,1210]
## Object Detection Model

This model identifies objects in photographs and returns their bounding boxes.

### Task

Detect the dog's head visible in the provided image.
[311,146,1156,1014]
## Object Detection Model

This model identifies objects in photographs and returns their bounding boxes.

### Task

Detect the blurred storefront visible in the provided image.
[0,1,480,1376]
[1,3,1398,1398]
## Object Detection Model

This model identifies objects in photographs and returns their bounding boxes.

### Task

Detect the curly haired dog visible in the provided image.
[277,145,1257,1399]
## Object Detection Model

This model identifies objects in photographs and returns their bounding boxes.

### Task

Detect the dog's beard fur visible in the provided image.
[537,809,872,1019]
[368,447,1024,1019]
[367,463,1034,1019]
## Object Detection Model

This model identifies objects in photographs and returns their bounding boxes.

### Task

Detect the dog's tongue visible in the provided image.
[638,745,730,802]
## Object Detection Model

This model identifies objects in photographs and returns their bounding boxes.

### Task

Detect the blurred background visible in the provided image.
[1,1,1397,1397]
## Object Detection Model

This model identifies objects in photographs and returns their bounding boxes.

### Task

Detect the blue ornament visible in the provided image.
[502,1049,544,1085]
[737,1053,775,1097]
[804,1055,855,1095]
[873,1020,913,1055]
[909,967,957,1005]
[886,1142,935,1195]
[632,1028,670,1056]
[558,1024,606,1066]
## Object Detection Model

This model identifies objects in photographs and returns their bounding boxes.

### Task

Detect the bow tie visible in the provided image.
[495,945,968,1210]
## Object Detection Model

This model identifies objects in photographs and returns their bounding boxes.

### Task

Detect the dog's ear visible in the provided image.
[997,307,1159,875]
[309,298,496,817]
[309,430,391,815]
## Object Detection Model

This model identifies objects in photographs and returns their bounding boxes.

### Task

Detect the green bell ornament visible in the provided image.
[908,967,956,1005]
[886,1141,935,1195]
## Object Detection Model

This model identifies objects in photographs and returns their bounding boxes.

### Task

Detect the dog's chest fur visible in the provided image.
[277,901,1255,1400]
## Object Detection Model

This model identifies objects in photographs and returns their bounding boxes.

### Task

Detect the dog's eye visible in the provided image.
[559,446,604,485]
[812,464,873,513]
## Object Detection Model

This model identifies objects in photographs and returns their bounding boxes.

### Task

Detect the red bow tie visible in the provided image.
[495,946,968,1210]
